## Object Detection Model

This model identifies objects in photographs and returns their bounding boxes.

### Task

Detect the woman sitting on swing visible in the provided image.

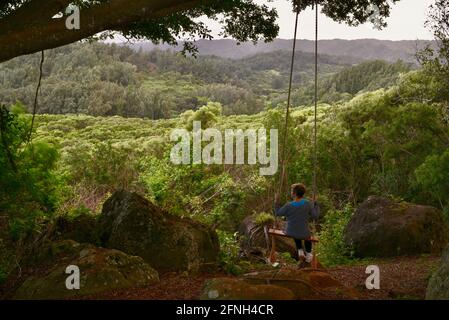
[274,183,320,264]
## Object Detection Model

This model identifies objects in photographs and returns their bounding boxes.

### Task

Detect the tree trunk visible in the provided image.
[0,0,206,63]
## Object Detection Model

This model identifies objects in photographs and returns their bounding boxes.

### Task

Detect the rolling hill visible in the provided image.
[127,38,434,64]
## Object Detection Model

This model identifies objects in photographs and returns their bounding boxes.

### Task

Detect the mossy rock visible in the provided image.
[13,240,159,299]
[344,196,449,257]
[201,269,357,300]
[200,278,295,300]
[243,269,357,300]
[426,245,449,300]
[98,190,219,272]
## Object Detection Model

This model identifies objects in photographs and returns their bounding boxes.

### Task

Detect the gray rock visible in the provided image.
[344,196,449,257]
[98,190,219,272]
[14,240,159,299]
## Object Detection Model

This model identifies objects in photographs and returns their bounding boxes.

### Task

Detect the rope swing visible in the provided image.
[269,0,320,267]
[277,0,319,201]
[278,8,300,199]
[313,1,319,201]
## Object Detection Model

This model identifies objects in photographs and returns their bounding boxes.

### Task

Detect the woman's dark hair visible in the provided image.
[291,183,306,198]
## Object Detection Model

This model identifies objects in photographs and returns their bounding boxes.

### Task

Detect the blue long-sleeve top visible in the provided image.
[274,199,320,239]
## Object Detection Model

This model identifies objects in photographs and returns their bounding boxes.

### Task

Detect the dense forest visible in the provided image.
[1,47,448,279]
[1,0,449,302]
[0,43,411,118]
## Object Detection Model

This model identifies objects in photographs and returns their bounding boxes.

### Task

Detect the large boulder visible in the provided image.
[243,269,357,300]
[14,240,159,299]
[201,278,295,300]
[201,269,357,300]
[239,215,297,259]
[98,190,219,272]
[426,245,449,300]
[344,196,449,257]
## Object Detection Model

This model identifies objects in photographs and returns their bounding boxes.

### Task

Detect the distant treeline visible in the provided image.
[0,42,411,118]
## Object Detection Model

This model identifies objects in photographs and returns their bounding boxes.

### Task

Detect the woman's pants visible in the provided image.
[294,239,312,254]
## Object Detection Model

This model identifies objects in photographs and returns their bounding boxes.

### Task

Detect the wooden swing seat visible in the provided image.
[267,228,319,243]
[267,227,320,269]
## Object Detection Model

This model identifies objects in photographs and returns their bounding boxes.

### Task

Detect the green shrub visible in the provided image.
[217,230,244,276]
[182,102,222,129]
[140,156,248,230]
[254,212,275,226]
[414,149,449,217]
[0,268,6,284]
[436,204,449,227]
[65,205,93,221]
[1,105,61,239]
[8,211,47,241]
[63,141,140,193]
[280,252,297,264]
[316,205,354,267]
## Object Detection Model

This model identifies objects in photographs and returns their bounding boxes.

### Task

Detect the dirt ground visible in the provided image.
[327,255,440,300]
[85,255,441,300]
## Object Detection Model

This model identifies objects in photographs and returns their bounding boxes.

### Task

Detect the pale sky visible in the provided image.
[111,0,435,43]
[201,0,435,40]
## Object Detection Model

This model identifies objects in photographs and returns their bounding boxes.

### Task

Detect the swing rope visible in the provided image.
[277,0,319,203]
[313,1,319,200]
[278,8,300,199]
[269,0,319,265]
